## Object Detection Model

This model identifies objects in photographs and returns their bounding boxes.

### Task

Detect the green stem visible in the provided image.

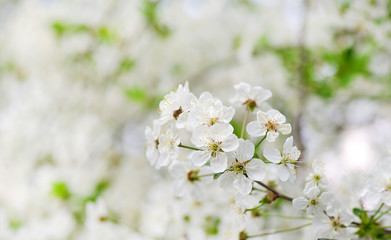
[179,144,200,151]
[244,203,265,213]
[259,212,312,220]
[241,108,250,139]
[371,203,384,220]
[198,173,216,178]
[254,134,267,149]
[374,207,391,221]
[252,187,267,193]
[246,223,312,238]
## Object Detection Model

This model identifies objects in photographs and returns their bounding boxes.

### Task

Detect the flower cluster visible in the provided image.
[146,82,391,240]
[293,159,354,239]
[145,81,296,196]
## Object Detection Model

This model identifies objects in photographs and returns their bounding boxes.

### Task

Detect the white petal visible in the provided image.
[199,91,213,103]
[210,153,228,172]
[278,165,290,182]
[208,123,233,139]
[253,87,272,103]
[234,139,254,162]
[218,172,234,189]
[221,134,239,152]
[233,82,251,103]
[263,148,282,163]
[222,106,235,123]
[146,148,158,165]
[246,121,267,137]
[267,109,286,124]
[189,151,210,166]
[266,130,279,142]
[191,126,208,147]
[320,192,333,203]
[256,111,268,123]
[158,153,171,167]
[305,186,321,199]
[176,112,189,128]
[168,162,186,178]
[233,175,253,195]
[292,197,309,210]
[283,136,294,151]
[278,123,292,135]
[191,184,204,201]
[246,159,266,181]
[174,180,188,197]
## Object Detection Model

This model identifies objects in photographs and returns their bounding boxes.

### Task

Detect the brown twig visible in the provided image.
[253,180,293,202]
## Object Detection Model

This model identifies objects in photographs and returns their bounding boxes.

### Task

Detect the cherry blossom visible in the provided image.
[187,91,235,130]
[145,120,161,166]
[246,109,291,142]
[189,123,239,172]
[263,136,300,182]
[169,161,213,201]
[156,123,180,168]
[304,159,328,192]
[218,139,267,194]
[230,82,272,111]
[292,187,332,215]
[158,82,197,128]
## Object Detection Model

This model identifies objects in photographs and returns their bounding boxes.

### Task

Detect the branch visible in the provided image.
[246,222,311,238]
[253,180,293,202]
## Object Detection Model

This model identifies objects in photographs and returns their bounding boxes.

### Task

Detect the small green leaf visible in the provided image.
[203,216,221,235]
[9,219,22,230]
[51,21,89,37]
[124,86,147,102]
[51,182,71,200]
[118,58,136,73]
[97,26,116,44]
[213,172,223,179]
[183,215,191,223]
[353,208,363,216]
[84,180,110,203]
[141,0,171,37]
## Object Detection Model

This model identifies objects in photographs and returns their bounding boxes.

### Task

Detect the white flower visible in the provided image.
[304,159,328,192]
[218,139,267,194]
[313,202,354,239]
[366,172,391,207]
[189,123,239,173]
[158,81,197,128]
[168,161,212,201]
[230,82,272,111]
[187,91,235,130]
[156,123,180,168]
[145,120,161,166]
[263,136,300,182]
[292,187,332,215]
[246,109,291,142]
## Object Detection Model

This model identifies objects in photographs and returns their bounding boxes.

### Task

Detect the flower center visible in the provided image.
[310,199,318,206]
[209,142,222,157]
[210,117,218,126]
[313,174,321,182]
[173,107,183,120]
[243,99,257,111]
[187,170,200,183]
[231,161,246,175]
[265,121,277,131]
